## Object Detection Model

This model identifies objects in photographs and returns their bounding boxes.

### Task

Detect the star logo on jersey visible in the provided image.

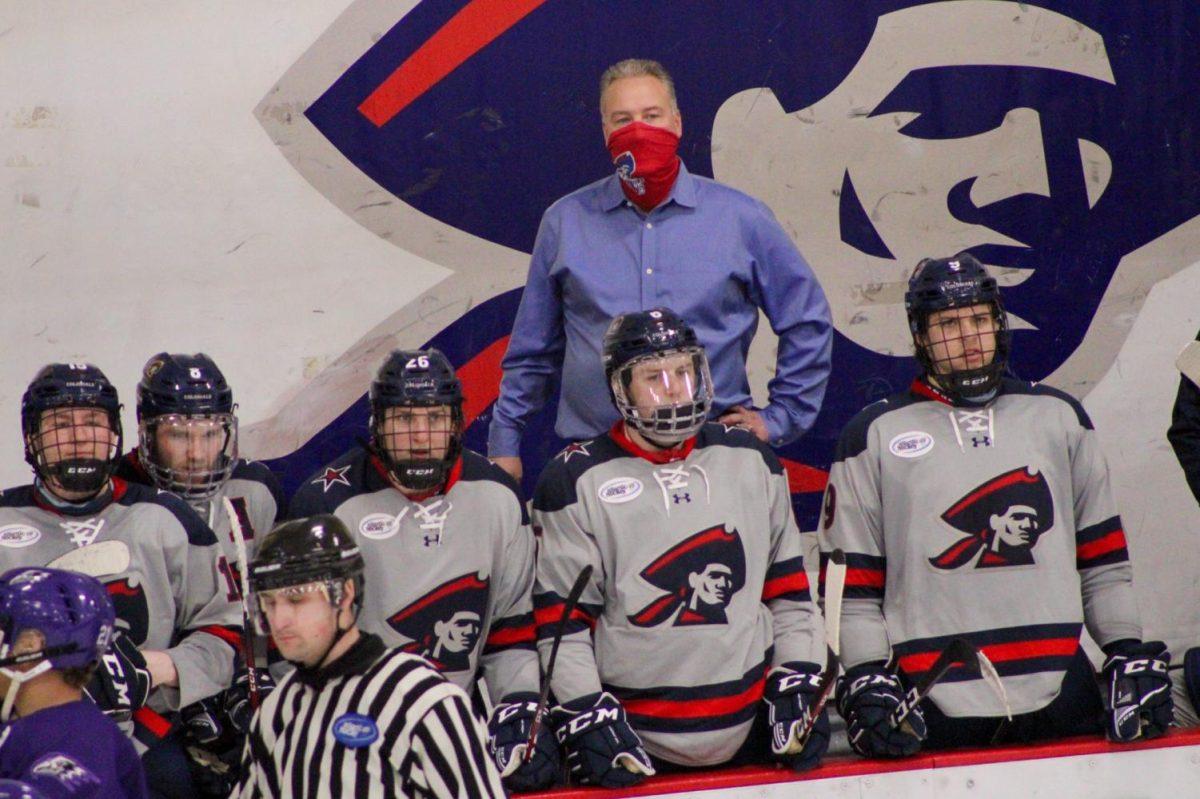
[59,517,104,548]
[929,467,1054,570]
[313,465,352,492]
[387,572,490,672]
[105,574,150,645]
[628,525,747,627]
[557,442,591,463]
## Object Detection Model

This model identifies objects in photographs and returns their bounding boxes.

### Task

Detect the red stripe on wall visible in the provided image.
[359,0,550,127]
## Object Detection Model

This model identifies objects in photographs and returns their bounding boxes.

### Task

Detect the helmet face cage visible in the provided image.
[611,347,713,445]
[905,254,1011,400]
[25,406,122,497]
[372,403,463,491]
[138,413,238,500]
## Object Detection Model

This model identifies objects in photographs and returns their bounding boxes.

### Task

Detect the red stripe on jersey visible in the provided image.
[762,572,810,601]
[899,637,1078,674]
[133,707,171,738]
[533,603,595,630]
[196,625,243,652]
[623,675,766,720]
[358,0,549,127]
[1076,529,1127,563]
[486,623,535,649]
[944,468,1041,519]
[845,568,885,588]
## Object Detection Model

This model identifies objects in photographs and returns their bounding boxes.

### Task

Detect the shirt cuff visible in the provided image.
[487,421,523,458]
[760,404,793,448]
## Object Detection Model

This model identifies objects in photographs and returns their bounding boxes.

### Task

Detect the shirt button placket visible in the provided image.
[641,217,656,307]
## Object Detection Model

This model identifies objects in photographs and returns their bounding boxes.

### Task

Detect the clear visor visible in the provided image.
[611,348,713,444]
[254,581,337,636]
[139,413,237,500]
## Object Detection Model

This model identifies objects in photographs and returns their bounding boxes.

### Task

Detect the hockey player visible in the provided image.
[532,308,828,787]
[235,514,505,798]
[820,252,1173,757]
[0,567,146,799]
[288,349,555,791]
[115,353,282,793]
[0,364,242,797]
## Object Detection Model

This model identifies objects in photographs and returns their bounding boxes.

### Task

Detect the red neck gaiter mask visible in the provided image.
[606,121,681,212]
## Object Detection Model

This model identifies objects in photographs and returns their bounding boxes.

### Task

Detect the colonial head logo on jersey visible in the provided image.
[628,525,746,627]
[105,575,149,644]
[930,467,1054,570]
[387,572,489,671]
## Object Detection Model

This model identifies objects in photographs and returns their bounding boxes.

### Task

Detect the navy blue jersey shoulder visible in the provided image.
[694,422,783,475]
[287,446,374,519]
[836,389,928,462]
[117,481,218,547]
[532,436,625,514]
[0,485,36,509]
[1000,378,1093,430]
[231,458,285,509]
[458,449,528,525]
[113,450,150,484]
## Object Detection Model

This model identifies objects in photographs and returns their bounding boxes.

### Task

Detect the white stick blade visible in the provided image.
[44,540,131,578]
[976,648,1013,721]
[823,549,847,656]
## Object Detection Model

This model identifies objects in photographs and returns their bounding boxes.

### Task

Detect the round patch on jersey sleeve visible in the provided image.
[888,431,934,459]
[332,713,379,748]
[0,524,40,548]
[598,477,643,504]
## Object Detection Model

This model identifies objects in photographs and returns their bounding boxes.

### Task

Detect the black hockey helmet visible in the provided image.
[136,353,237,500]
[21,363,123,496]
[369,349,463,491]
[249,515,365,632]
[602,308,713,445]
[905,252,1010,400]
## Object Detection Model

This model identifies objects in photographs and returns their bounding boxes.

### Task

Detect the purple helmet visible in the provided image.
[0,780,47,799]
[0,567,115,672]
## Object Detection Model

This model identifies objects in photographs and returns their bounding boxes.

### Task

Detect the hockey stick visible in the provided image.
[222,497,261,710]
[975,647,1013,721]
[890,637,979,731]
[793,548,846,748]
[44,540,131,578]
[522,564,594,765]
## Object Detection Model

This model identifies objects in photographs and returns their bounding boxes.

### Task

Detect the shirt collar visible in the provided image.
[608,422,697,464]
[599,160,697,212]
[293,632,385,688]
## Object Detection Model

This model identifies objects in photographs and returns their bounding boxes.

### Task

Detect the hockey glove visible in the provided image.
[486,692,560,792]
[551,692,655,788]
[84,633,152,722]
[1102,639,1173,742]
[224,668,276,735]
[763,661,830,771]
[836,663,925,758]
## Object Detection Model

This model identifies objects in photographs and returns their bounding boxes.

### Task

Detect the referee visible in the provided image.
[233,515,504,798]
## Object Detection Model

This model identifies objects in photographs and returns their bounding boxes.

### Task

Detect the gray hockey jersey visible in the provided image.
[533,422,820,767]
[117,451,283,591]
[289,447,538,704]
[819,377,1141,718]
[0,478,241,726]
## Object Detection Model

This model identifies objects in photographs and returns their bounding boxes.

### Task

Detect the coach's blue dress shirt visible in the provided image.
[488,162,832,455]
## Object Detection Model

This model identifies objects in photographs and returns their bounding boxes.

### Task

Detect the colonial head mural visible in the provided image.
[251,1,1200,529]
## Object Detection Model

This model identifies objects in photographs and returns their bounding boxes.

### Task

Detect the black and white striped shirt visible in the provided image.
[235,633,505,798]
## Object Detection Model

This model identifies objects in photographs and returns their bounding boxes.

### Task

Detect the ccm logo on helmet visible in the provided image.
[889,431,934,459]
[598,477,643,504]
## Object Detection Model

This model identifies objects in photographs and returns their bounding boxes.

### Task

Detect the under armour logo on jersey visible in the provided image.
[971,436,992,448]
[313,465,352,492]
[59,517,104,548]
[652,464,711,513]
[557,442,591,463]
[414,499,452,547]
[950,408,995,451]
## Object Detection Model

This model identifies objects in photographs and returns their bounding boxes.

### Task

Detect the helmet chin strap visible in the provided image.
[0,659,52,722]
